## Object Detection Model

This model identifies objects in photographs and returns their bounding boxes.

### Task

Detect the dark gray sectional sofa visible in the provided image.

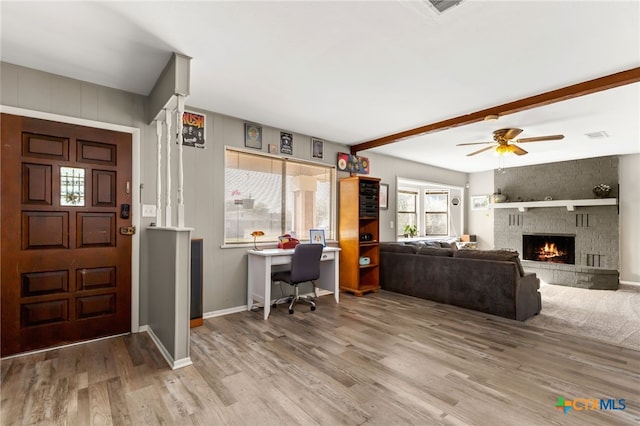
[380,242,541,321]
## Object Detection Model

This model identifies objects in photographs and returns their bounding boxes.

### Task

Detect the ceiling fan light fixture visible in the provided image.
[495,145,513,155]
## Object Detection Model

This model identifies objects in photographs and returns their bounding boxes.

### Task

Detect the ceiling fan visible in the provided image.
[457,128,565,156]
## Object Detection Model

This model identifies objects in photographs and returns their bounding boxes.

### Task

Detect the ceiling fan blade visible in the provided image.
[511,144,528,156]
[456,141,493,146]
[516,134,565,143]
[466,145,495,156]
[501,128,524,140]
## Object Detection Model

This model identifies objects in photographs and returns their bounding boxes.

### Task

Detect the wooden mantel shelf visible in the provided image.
[491,198,617,212]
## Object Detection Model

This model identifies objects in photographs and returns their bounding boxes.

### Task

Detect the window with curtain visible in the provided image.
[397,190,418,237]
[224,148,335,244]
[424,190,449,235]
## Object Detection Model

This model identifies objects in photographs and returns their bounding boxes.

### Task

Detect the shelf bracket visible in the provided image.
[518,207,527,212]
[566,205,575,211]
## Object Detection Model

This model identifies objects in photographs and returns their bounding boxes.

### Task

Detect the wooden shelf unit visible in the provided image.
[339,176,381,296]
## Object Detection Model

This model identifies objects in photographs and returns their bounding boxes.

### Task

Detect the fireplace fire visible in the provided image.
[523,234,575,264]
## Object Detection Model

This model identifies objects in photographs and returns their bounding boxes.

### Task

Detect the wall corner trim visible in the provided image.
[145,326,193,370]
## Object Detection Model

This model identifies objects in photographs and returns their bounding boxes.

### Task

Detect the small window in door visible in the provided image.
[60,167,85,206]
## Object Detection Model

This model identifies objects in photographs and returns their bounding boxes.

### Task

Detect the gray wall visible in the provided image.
[467,170,494,249]
[619,154,640,283]
[494,156,619,202]
[4,61,636,327]
[147,228,191,365]
[366,155,467,242]
[177,110,351,312]
[176,112,468,312]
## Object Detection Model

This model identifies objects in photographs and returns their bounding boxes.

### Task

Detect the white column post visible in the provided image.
[164,108,172,227]
[176,95,185,228]
[155,120,163,226]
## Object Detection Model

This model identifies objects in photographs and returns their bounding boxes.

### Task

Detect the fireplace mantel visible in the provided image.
[491,198,617,212]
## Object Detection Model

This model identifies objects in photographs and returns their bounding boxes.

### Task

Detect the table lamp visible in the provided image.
[251,230,264,250]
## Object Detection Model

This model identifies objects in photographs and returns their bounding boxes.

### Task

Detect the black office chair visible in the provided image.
[271,243,324,314]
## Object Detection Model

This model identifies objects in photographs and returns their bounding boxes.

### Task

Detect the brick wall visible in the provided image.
[494,156,618,201]
[494,156,619,270]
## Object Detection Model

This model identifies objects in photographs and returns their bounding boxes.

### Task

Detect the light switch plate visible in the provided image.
[142,204,156,217]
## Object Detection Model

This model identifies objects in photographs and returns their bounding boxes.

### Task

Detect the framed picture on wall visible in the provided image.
[311,138,324,159]
[379,183,389,210]
[182,111,205,147]
[471,195,489,210]
[245,123,262,149]
[280,132,293,155]
[336,152,370,174]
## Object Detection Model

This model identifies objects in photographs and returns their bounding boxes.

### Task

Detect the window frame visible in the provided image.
[396,189,418,238]
[424,189,449,236]
[395,177,464,241]
[223,147,336,246]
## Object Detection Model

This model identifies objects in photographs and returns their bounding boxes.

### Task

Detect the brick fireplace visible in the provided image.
[493,156,619,289]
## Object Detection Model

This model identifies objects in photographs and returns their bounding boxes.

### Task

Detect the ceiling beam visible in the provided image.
[350,66,640,155]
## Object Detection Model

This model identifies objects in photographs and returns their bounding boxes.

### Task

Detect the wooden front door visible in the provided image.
[1,114,132,357]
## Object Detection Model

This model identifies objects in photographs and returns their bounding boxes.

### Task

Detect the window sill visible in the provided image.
[221,240,338,249]
[397,236,457,243]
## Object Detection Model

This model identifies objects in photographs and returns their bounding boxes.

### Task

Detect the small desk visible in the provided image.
[247,247,341,319]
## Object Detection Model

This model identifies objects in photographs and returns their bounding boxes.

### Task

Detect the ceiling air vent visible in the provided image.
[585,131,609,139]
[427,0,465,14]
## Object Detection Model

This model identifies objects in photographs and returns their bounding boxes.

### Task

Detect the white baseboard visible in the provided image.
[144,326,192,370]
[202,290,335,319]
[619,280,640,290]
[203,305,247,319]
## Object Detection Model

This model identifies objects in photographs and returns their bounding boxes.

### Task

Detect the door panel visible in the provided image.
[93,170,116,206]
[1,114,132,356]
[22,132,69,160]
[22,163,53,204]
[76,212,116,247]
[22,211,69,249]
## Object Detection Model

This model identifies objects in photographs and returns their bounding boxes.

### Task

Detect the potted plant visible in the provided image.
[593,183,611,198]
[403,224,418,238]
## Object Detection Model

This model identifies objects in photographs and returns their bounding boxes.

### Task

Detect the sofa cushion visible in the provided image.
[438,241,458,250]
[453,249,525,277]
[406,240,457,249]
[417,246,454,257]
[380,243,417,254]
[405,241,432,249]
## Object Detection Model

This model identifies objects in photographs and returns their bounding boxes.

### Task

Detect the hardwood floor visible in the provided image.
[2,290,639,425]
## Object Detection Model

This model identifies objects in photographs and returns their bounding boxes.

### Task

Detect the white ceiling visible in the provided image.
[2,1,639,173]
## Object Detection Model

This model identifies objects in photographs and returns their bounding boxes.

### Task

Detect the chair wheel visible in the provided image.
[310,306,316,311]
[288,309,294,314]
